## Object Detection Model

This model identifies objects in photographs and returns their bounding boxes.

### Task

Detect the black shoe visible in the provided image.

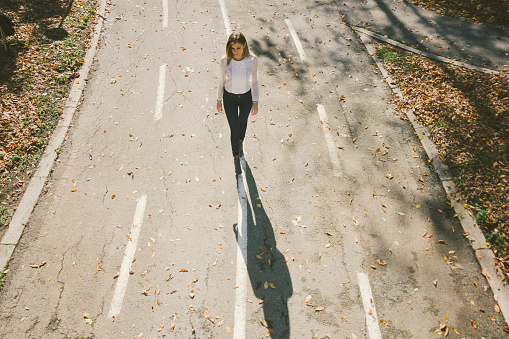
[234,155,242,175]
[239,139,244,158]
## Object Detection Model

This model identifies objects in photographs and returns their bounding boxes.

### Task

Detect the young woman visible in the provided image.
[217,32,259,175]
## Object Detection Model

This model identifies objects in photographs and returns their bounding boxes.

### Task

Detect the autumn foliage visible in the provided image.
[375,42,509,275]
[412,0,509,27]
[0,0,96,227]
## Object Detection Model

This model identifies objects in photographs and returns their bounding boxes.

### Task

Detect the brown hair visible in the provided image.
[226,32,249,65]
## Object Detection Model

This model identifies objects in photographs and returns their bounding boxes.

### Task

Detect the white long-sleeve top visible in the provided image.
[217,54,259,102]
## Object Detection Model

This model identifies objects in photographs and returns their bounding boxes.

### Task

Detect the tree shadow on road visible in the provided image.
[234,161,293,338]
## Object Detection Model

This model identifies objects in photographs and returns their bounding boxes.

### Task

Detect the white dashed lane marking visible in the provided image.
[154,63,166,120]
[162,0,168,29]
[358,272,383,339]
[219,0,232,36]
[316,104,342,177]
[108,194,148,318]
[233,169,248,339]
[285,19,306,61]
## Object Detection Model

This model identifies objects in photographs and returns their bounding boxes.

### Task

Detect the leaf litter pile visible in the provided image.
[411,0,509,27]
[373,42,509,277]
[0,0,96,232]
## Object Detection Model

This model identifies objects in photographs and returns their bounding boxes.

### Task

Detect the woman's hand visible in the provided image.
[251,103,258,115]
[217,101,223,113]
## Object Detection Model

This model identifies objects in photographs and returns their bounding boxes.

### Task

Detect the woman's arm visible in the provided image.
[217,57,227,112]
[250,55,259,115]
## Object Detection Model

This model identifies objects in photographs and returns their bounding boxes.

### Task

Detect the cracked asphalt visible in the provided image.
[0,0,507,338]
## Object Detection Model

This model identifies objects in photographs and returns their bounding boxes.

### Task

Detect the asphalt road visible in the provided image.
[0,0,506,338]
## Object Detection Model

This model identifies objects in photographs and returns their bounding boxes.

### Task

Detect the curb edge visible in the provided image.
[356,30,509,326]
[0,0,107,272]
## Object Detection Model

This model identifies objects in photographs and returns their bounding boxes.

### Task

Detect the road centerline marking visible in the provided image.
[285,19,306,61]
[108,194,148,319]
[233,168,248,339]
[218,1,243,335]
[316,104,342,177]
[357,272,382,339]
[218,0,232,36]
[154,64,166,120]
[161,0,168,29]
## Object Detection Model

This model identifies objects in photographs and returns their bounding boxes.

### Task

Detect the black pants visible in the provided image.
[223,90,252,156]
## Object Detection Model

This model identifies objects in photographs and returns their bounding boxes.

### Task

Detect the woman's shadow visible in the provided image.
[234,161,293,338]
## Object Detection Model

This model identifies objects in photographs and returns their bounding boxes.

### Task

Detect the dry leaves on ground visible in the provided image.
[0,0,96,231]
[411,0,509,27]
[374,42,509,277]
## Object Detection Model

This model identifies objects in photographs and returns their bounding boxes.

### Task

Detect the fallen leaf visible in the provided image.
[30,261,47,268]
[315,306,324,312]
